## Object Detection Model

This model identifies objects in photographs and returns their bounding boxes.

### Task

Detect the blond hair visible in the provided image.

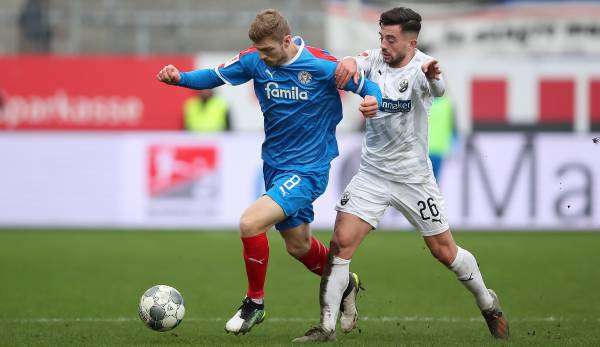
[248,9,291,43]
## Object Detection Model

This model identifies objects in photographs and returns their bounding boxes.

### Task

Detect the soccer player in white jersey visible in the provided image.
[293,7,509,342]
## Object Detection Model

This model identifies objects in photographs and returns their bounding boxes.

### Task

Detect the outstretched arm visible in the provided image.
[178,69,225,90]
[157,64,224,90]
[421,60,445,97]
[157,49,254,90]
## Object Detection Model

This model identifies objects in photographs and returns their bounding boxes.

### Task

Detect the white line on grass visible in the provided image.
[2,316,596,324]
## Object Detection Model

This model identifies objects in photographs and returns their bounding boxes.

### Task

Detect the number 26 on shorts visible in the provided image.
[418,197,442,223]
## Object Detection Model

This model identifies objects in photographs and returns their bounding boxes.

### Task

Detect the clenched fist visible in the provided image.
[421,60,441,80]
[157,65,181,85]
[359,95,379,118]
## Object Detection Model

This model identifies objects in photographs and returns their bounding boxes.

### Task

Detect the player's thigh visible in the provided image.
[389,176,450,237]
[335,170,390,230]
[332,211,372,259]
[239,195,286,236]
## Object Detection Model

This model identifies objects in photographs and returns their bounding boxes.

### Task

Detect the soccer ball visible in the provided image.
[139,285,185,332]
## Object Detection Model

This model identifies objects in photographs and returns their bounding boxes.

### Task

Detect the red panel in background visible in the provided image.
[590,79,600,125]
[471,78,507,123]
[147,144,218,196]
[0,55,195,130]
[539,78,575,124]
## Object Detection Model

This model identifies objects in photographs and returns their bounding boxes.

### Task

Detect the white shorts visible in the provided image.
[335,170,449,236]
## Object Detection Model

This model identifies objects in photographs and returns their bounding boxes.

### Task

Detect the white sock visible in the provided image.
[449,247,494,311]
[320,256,350,332]
[250,298,263,305]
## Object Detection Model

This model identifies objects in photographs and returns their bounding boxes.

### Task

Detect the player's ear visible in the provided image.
[282,34,292,48]
[408,32,418,49]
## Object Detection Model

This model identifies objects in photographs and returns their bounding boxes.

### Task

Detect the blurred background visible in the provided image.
[0,0,599,231]
[2,3,600,345]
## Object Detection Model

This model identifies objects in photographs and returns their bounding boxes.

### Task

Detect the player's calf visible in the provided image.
[295,236,328,276]
[448,246,494,311]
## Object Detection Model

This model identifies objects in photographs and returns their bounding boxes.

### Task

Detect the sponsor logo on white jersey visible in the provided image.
[381,98,412,114]
[264,82,308,101]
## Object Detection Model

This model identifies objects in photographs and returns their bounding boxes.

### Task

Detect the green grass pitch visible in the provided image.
[0,230,599,346]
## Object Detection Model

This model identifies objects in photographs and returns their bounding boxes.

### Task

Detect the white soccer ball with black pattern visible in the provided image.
[139,285,185,332]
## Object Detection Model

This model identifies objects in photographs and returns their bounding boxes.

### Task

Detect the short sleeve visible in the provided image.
[214,48,256,86]
[355,50,376,76]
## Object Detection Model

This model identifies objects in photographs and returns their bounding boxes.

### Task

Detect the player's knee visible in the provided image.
[239,214,261,237]
[429,244,454,266]
[332,230,355,253]
[285,238,311,259]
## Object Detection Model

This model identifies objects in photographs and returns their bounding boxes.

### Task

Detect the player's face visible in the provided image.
[379,25,417,66]
[254,35,292,67]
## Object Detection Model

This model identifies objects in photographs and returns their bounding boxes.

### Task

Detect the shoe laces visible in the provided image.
[239,298,262,319]
[303,326,326,336]
[483,309,502,322]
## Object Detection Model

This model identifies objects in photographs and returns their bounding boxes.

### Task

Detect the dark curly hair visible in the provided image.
[379,7,422,34]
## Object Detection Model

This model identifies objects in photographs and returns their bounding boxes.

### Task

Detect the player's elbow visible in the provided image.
[432,88,445,98]
[429,79,445,98]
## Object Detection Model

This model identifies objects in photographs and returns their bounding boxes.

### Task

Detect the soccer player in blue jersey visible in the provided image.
[157,9,382,335]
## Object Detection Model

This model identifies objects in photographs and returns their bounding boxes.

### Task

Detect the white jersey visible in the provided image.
[355,49,443,183]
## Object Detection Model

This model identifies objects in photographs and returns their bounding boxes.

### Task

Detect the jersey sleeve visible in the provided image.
[354,50,376,76]
[320,59,381,104]
[341,70,382,105]
[178,48,256,90]
[308,46,382,104]
[178,69,225,90]
[416,68,445,98]
[213,47,257,86]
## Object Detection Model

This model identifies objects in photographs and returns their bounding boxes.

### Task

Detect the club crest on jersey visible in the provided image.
[340,191,350,206]
[381,98,412,114]
[399,79,409,92]
[265,82,308,101]
[298,71,312,85]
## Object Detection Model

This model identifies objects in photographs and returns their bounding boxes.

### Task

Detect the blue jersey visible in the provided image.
[178,36,382,172]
